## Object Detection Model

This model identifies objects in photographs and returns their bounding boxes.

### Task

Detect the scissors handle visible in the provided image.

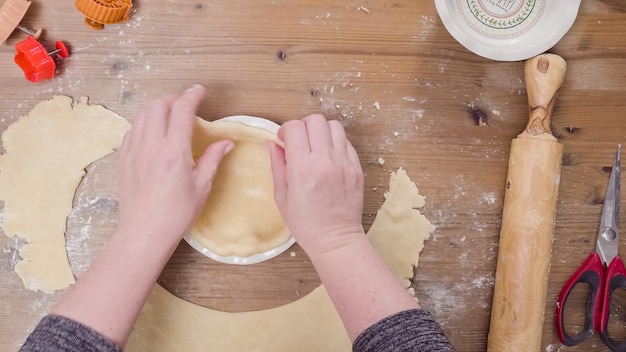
[555,252,604,346]
[599,256,626,352]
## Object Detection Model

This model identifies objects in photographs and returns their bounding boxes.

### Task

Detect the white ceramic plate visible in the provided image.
[183,115,295,265]
[435,0,581,61]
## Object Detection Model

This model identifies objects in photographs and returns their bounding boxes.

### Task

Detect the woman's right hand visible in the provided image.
[266,114,365,257]
[268,115,424,343]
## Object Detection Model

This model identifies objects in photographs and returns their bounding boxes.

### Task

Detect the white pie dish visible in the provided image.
[435,0,581,61]
[183,115,295,265]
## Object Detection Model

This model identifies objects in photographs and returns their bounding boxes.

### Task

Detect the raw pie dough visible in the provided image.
[0,97,435,349]
[190,119,290,257]
[126,169,435,351]
[0,96,130,293]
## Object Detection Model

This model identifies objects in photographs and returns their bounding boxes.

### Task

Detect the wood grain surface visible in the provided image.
[1,1,625,351]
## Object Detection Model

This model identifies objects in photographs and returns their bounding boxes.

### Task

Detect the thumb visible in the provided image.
[194,140,234,195]
[266,141,287,207]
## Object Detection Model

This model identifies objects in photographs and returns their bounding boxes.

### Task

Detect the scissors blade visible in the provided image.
[596,145,621,266]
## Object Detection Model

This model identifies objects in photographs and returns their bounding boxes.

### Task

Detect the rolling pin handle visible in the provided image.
[521,54,567,139]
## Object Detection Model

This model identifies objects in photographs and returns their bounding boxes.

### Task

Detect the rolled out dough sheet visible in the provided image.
[0,96,130,293]
[126,169,434,351]
[190,120,290,257]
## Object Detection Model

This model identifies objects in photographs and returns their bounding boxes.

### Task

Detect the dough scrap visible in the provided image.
[0,96,130,293]
[368,169,436,289]
[126,168,434,351]
[190,119,290,257]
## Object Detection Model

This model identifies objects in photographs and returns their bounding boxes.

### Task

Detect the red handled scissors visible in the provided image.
[555,145,626,351]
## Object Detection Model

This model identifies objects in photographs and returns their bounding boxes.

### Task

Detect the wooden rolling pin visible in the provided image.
[487,54,567,352]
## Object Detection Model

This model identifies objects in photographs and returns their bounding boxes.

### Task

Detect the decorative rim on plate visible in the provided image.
[183,115,296,265]
[461,0,544,39]
[435,0,581,61]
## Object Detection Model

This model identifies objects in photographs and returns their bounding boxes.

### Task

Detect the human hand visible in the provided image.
[116,85,233,246]
[267,114,365,257]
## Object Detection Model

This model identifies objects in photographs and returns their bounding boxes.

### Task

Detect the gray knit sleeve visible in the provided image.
[353,309,456,352]
[20,315,122,352]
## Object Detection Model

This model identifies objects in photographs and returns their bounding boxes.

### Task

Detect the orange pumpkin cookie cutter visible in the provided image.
[75,0,132,30]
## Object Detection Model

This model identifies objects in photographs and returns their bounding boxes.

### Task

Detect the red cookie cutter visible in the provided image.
[14,36,69,82]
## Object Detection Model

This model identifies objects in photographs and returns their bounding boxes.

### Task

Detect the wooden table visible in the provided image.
[1,0,625,351]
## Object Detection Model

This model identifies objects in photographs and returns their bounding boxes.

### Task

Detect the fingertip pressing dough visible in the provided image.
[0,96,130,293]
[126,168,435,352]
[190,119,290,257]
